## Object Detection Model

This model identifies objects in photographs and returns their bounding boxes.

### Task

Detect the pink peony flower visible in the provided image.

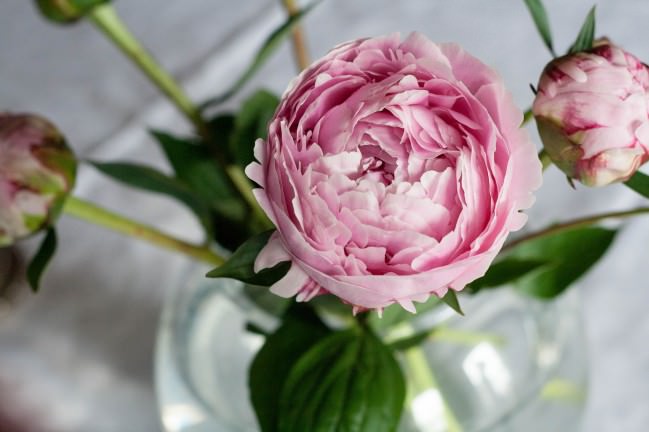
[0,113,76,246]
[246,33,541,312]
[533,39,649,186]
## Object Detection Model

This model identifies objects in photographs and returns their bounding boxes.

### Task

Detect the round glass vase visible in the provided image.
[155,265,587,432]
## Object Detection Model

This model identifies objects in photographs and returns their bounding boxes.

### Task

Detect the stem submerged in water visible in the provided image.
[403,346,464,432]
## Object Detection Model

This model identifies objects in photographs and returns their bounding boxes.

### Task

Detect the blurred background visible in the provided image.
[1,0,649,430]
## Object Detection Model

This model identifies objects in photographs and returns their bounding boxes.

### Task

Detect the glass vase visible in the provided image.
[155,265,586,432]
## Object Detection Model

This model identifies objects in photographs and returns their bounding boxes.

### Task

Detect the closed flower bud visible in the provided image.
[533,39,649,186]
[34,0,109,24]
[0,113,77,246]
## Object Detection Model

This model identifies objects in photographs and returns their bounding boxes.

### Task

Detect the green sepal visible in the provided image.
[568,6,596,54]
[35,0,109,24]
[441,290,464,315]
[27,227,57,292]
[206,230,289,286]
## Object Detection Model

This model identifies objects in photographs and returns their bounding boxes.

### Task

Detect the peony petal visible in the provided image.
[254,231,291,272]
[269,262,310,298]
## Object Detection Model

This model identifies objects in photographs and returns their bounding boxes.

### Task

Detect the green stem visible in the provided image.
[504,206,649,252]
[63,196,225,266]
[88,4,206,135]
[225,165,274,230]
[281,0,310,71]
[88,4,271,231]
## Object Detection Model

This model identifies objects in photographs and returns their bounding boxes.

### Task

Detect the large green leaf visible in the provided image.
[523,0,556,56]
[27,227,57,292]
[229,90,279,167]
[249,305,331,432]
[468,258,547,294]
[205,230,288,286]
[624,171,649,199]
[90,160,214,240]
[568,6,596,54]
[201,2,320,108]
[505,226,616,298]
[278,327,406,432]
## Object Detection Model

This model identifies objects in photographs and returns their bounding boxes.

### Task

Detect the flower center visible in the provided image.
[356,144,397,185]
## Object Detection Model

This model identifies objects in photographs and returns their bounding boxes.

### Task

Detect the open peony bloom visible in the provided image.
[0,113,76,246]
[533,39,649,186]
[246,33,541,312]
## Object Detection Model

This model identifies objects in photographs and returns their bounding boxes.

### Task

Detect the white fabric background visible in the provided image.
[1,0,648,431]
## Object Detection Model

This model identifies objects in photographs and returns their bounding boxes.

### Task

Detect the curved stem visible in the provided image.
[88,4,207,135]
[88,4,271,230]
[504,207,649,252]
[225,166,274,230]
[63,196,225,266]
[281,0,311,70]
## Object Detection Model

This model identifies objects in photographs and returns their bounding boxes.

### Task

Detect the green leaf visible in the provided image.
[150,131,246,221]
[441,290,464,315]
[249,305,331,432]
[278,327,406,432]
[388,330,431,352]
[230,90,280,167]
[568,6,596,54]
[205,230,289,285]
[506,226,616,298]
[90,160,214,240]
[151,129,254,249]
[523,0,556,56]
[206,114,236,159]
[468,258,548,294]
[27,227,57,292]
[624,171,649,199]
[201,2,321,108]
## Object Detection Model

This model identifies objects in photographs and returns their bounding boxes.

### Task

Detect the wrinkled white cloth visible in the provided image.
[1,1,648,431]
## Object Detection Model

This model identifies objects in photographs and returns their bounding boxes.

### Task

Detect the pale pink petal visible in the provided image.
[269,262,310,298]
[254,231,290,272]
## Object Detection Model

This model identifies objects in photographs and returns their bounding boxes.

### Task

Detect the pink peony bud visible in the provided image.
[247,33,541,313]
[0,113,77,246]
[533,39,649,186]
